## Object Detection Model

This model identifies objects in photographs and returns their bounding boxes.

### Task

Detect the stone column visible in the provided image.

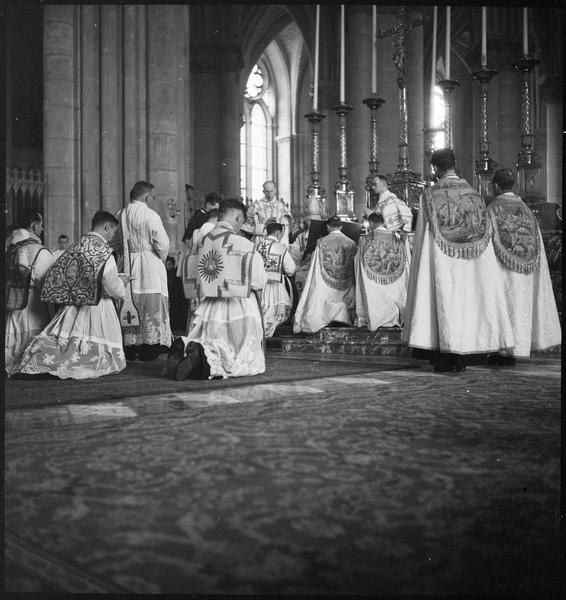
[122,4,148,203]
[100,5,123,214]
[219,67,242,198]
[406,8,424,177]
[79,4,101,233]
[43,5,77,248]
[147,5,180,249]
[346,4,372,216]
[541,76,562,208]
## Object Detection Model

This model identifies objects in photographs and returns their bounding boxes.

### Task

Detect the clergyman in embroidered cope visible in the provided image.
[293,228,357,333]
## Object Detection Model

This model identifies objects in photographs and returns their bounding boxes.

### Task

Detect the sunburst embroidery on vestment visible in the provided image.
[198,249,224,282]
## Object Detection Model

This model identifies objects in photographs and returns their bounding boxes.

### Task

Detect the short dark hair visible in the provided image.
[58,234,69,241]
[207,208,219,220]
[492,168,515,191]
[375,174,389,185]
[430,148,456,172]
[266,222,283,236]
[91,211,119,230]
[219,198,247,220]
[205,192,221,206]
[368,212,384,225]
[166,255,176,266]
[327,215,342,228]
[130,181,154,200]
[185,184,194,191]
[18,209,42,229]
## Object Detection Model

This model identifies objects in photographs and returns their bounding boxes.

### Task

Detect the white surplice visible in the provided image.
[187,221,267,378]
[293,230,356,333]
[355,228,409,330]
[258,235,297,337]
[117,200,172,348]
[403,182,515,355]
[16,244,127,379]
[5,232,53,375]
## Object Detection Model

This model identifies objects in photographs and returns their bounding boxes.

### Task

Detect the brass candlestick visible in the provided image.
[471,67,498,202]
[362,95,385,211]
[304,110,327,219]
[513,56,543,205]
[332,102,355,220]
[436,78,460,149]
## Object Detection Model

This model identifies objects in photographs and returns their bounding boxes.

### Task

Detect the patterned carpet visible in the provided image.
[4,361,561,595]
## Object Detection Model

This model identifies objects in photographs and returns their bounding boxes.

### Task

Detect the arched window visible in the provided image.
[240,64,274,202]
[431,84,446,149]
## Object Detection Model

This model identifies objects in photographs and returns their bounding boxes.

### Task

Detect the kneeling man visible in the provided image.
[15,211,127,379]
[257,221,296,336]
[293,215,357,333]
[176,198,267,379]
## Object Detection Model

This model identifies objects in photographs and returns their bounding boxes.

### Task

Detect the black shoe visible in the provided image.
[175,343,200,381]
[486,354,516,366]
[124,348,139,361]
[166,338,187,379]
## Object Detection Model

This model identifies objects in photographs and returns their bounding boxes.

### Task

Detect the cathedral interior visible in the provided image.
[3,3,563,595]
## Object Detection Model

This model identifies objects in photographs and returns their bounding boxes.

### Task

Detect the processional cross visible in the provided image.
[376,6,425,210]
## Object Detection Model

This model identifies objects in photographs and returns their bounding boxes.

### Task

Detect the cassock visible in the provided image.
[257,235,296,336]
[15,232,127,379]
[403,174,515,354]
[293,230,357,333]
[5,232,53,375]
[355,227,409,330]
[117,200,172,349]
[184,221,267,378]
[488,192,561,356]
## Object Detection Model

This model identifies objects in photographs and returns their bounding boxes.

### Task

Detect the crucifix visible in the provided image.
[377,6,425,211]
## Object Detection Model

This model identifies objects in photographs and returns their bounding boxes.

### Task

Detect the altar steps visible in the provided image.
[266,324,561,356]
[267,325,409,356]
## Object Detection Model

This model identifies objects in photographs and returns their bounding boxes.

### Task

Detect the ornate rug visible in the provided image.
[4,363,560,594]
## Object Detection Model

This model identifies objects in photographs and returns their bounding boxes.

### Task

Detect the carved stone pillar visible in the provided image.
[43,5,77,247]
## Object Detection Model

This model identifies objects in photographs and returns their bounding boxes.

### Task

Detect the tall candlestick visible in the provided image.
[522,7,528,57]
[340,4,345,103]
[445,6,451,79]
[481,7,487,67]
[431,6,437,127]
[371,5,376,94]
[313,4,320,110]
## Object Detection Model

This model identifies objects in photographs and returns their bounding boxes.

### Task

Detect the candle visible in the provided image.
[340,4,345,103]
[314,4,320,110]
[445,6,451,79]
[481,7,487,67]
[522,7,528,57]
[371,5,377,94]
[431,6,437,127]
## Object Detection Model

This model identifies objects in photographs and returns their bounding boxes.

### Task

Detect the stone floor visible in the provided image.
[4,349,562,595]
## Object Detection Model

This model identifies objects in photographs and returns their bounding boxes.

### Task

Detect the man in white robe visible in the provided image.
[257,221,297,336]
[293,216,357,333]
[355,213,409,330]
[5,209,53,376]
[14,212,128,379]
[173,198,267,380]
[117,180,172,360]
[241,180,291,247]
[485,168,561,363]
[403,149,515,372]
[363,175,413,232]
